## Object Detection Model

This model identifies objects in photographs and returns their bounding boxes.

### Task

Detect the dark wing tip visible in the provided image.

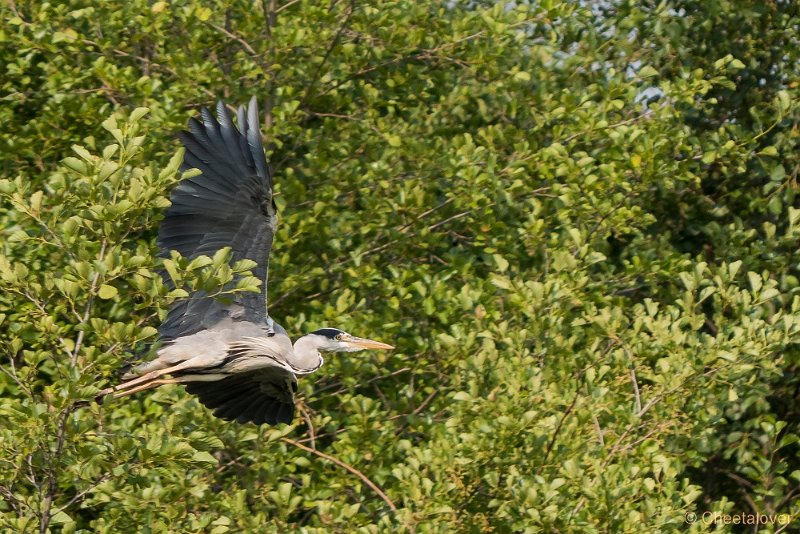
[219,398,294,425]
[245,96,270,185]
[160,96,277,336]
[185,374,295,426]
[215,100,229,120]
[247,96,259,121]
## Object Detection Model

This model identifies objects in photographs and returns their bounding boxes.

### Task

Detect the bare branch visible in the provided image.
[52,474,111,518]
[725,472,761,515]
[281,437,398,513]
[426,210,472,232]
[0,484,22,514]
[312,366,412,397]
[40,406,74,534]
[538,388,581,473]
[72,239,107,366]
[411,389,438,417]
[318,16,543,99]
[297,0,357,114]
[209,23,258,56]
[620,343,642,414]
[0,357,31,397]
[275,0,302,14]
[297,402,317,450]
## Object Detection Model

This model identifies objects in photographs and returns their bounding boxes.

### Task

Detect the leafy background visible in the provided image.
[1,0,799,532]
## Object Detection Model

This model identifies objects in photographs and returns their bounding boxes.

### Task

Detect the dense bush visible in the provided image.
[1,0,798,531]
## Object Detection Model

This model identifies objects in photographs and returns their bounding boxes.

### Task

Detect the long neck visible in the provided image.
[291,335,324,374]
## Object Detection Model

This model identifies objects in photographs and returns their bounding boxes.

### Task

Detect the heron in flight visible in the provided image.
[99,97,394,425]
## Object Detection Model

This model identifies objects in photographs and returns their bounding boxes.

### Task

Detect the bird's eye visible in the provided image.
[335,334,343,340]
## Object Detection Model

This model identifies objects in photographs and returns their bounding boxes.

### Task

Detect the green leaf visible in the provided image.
[776,89,791,113]
[98,284,118,299]
[770,164,786,181]
[494,254,509,272]
[62,157,88,175]
[212,248,231,268]
[729,58,745,70]
[196,6,212,21]
[728,260,742,279]
[129,107,150,122]
[747,272,762,293]
[639,65,658,78]
[50,510,73,525]
[192,451,218,464]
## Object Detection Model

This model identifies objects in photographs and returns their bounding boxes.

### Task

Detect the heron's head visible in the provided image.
[309,328,395,353]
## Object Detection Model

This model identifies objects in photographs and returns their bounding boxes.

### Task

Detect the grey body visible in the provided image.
[104,98,393,426]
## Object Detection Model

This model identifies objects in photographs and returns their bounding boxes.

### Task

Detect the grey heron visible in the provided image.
[98,97,394,425]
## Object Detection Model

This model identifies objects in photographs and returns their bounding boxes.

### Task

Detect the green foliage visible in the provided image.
[1,0,799,532]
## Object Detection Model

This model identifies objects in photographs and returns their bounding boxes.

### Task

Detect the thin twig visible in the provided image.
[619,342,642,415]
[275,0,302,14]
[298,403,316,450]
[40,406,74,534]
[726,472,760,515]
[22,290,73,359]
[281,438,398,512]
[537,388,581,474]
[294,427,348,445]
[52,474,111,517]
[562,112,653,144]
[629,364,642,415]
[411,390,438,417]
[0,485,22,514]
[389,389,440,424]
[209,23,258,56]
[426,210,472,231]
[301,110,383,135]
[312,367,411,397]
[297,0,356,114]
[318,16,542,99]
[0,358,31,397]
[72,239,107,366]
[398,199,454,234]
[261,0,277,131]
[775,485,800,515]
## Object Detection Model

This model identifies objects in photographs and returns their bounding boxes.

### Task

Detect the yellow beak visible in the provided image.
[345,335,395,350]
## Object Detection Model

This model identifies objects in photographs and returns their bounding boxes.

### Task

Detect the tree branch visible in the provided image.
[39,406,74,534]
[71,239,107,367]
[281,437,398,513]
[297,0,357,115]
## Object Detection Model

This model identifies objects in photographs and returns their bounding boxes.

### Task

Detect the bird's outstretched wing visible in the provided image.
[184,367,297,425]
[158,97,278,342]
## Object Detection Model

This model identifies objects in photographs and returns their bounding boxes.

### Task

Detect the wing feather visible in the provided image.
[159,97,277,342]
[185,367,296,425]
